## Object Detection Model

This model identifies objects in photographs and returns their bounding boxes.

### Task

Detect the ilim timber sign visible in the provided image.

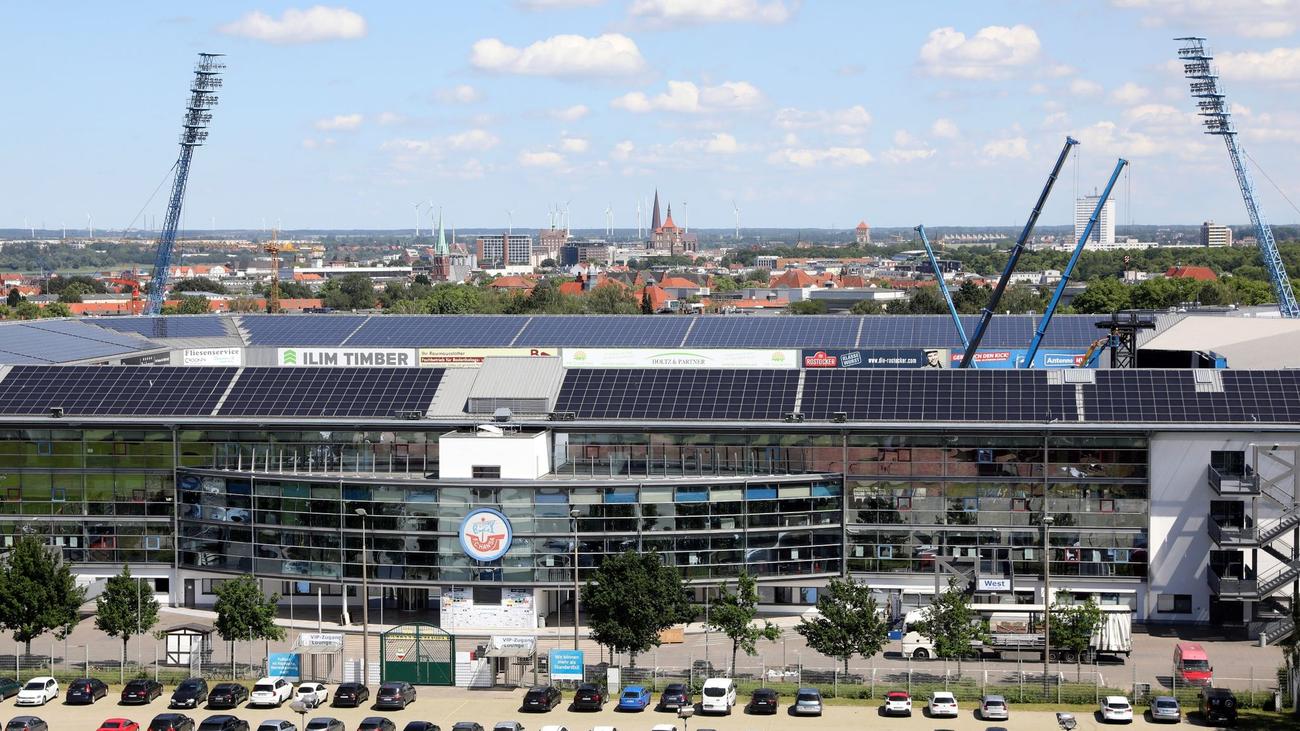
[277,348,417,367]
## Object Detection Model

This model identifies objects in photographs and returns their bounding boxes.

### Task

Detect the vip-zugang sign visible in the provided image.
[459,508,513,562]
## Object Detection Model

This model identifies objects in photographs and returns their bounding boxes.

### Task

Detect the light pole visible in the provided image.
[1042,514,1054,687]
[570,507,581,650]
[354,508,370,686]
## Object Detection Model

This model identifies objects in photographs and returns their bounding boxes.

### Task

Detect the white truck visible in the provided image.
[901,603,1132,662]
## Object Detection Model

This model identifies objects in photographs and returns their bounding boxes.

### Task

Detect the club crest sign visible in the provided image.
[459,508,512,561]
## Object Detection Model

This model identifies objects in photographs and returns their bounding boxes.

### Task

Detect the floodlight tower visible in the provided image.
[145,52,224,314]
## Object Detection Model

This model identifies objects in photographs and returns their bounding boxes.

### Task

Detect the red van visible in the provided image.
[1174,642,1213,685]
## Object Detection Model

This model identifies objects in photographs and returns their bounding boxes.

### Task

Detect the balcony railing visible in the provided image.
[1209,464,1259,495]
[1209,565,1258,598]
[1208,516,1256,546]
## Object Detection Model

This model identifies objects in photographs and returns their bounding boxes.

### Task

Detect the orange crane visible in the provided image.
[105,271,146,315]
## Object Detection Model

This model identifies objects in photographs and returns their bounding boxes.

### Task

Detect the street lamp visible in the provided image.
[354,507,370,686]
[570,507,581,650]
[1042,514,1054,687]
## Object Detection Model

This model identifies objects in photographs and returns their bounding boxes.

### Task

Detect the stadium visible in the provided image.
[0,313,1296,643]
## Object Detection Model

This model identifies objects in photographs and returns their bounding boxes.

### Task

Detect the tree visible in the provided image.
[58,283,89,303]
[849,299,885,315]
[95,564,160,683]
[706,572,781,675]
[581,551,693,664]
[41,302,72,318]
[787,300,828,315]
[904,286,950,314]
[0,535,84,654]
[173,296,212,315]
[322,273,378,310]
[1051,595,1103,680]
[583,283,639,314]
[640,288,655,314]
[913,580,987,673]
[5,288,19,308]
[795,577,889,675]
[213,574,285,678]
[540,258,557,268]
[172,277,229,295]
[1070,278,1131,314]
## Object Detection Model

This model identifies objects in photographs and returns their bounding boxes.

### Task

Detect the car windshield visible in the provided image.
[985,700,1004,707]
[622,691,639,698]
[179,681,202,691]
[1156,700,1178,708]
[306,723,331,730]
[888,694,908,701]
[797,692,818,702]
[1182,660,1210,670]
[703,687,724,697]
[1109,701,1131,709]
[934,695,953,702]
[254,685,273,693]
[23,682,44,690]
[103,724,123,729]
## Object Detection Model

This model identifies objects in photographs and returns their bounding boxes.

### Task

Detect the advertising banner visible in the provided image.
[182,347,242,366]
[948,349,1089,369]
[801,348,949,369]
[562,348,798,369]
[549,649,584,681]
[294,633,345,653]
[418,347,556,368]
[267,653,301,681]
[276,348,417,367]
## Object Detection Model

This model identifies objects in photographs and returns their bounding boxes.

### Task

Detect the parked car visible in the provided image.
[99,720,141,731]
[747,688,779,715]
[5,718,47,731]
[928,691,958,718]
[294,684,328,709]
[450,723,483,731]
[170,680,209,710]
[792,688,822,717]
[656,684,691,712]
[1100,695,1134,724]
[207,685,248,710]
[357,718,396,731]
[493,722,523,731]
[522,686,561,712]
[537,726,568,731]
[980,694,1009,721]
[401,724,439,731]
[699,678,735,716]
[197,716,249,731]
[616,687,651,712]
[375,683,416,711]
[304,719,345,731]
[1150,696,1182,723]
[149,714,196,731]
[882,691,912,717]
[67,678,109,704]
[331,685,368,709]
[250,679,293,708]
[1199,687,1238,726]
[15,679,58,707]
[122,680,164,705]
[571,684,605,711]
[0,679,22,700]
[256,721,295,731]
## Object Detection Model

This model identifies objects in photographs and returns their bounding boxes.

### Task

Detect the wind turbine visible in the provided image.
[604,204,612,238]
[636,199,642,239]
[412,201,425,237]
[563,200,572,232]
[506,209,514,236]
[682,201,688,234]
[87,213,94,240]
[732,201,740,240]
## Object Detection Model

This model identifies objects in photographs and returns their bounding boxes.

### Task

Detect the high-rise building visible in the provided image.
[1075,194,1116,249]
[476,233,533,268]
[1201,221,1233,248]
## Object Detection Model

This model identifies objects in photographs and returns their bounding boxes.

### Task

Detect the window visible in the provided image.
[471,466,501,479]
[1210,450,1246,474]
[1156,593,1193,613]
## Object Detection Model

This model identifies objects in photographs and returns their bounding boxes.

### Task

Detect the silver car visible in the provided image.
[980,694,1009,721]
[1150,695,1181,723]
[792,688,822,716]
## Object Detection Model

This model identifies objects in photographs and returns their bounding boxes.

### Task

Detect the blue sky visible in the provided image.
[4,0,1300,231]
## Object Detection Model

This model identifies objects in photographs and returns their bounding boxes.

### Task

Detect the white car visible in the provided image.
[249,677,294,707]
[928,691,958,718]
[1100,695,1134,724]
[16,677,58,706]
[882,691,912,716]
[295,683,329,708]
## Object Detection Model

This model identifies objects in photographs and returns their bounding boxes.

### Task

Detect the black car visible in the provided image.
[375,683,416,710]
[1199,687,1238,726]
[402,723,439,731]
[358,718,396,731]
[451,724,482,731]
[657,684,691,712]
[207,684,248,710]
[66,677,109,704]
[197,716,249,731]
[5,718,47,731]
[331,685,368,709]
[747,688,779,715]
[171,679,209,709]
[149,714,196,731]
[521,686,562,712]
[123,679,165,705]
[0,679,20,701]
[571,684,605,711]
[304,719,345,731]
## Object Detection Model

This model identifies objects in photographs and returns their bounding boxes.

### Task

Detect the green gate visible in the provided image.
[380,623,455,685]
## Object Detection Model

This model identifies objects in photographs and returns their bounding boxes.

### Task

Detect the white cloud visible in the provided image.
[437,84,481,104]
[1069,79,1104,96]
[768,146,873,168]
[628,0,795,28]
[219,5,367,44]
[446,129,500,150]
[773,105,872,135]
[919,24,1042,79]
[551,104,590,121]
[1110,82,1150,105]
[611,140,635,161]
[375,112,405,126]
[561,137,590,153]
[1110,0,1298,38]
[1075,121,1170,157]
[470,33,646,77]
[1216,47,1300,81]
[930,118,960,139]
[981,136,1030,159]
[612,80,763,113]
[518,0,604,8]
[519,150,565,167]
[301,137,336,149]
[314,113,363,131]
[704,132,740,154]
[883,130,936,164]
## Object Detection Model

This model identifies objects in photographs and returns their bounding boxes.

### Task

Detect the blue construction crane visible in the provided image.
[915,225,968,351]
[145,53,224,315]
[1022,158,1128,368]
[1175,37,1298,318]
[959,137,1078,368]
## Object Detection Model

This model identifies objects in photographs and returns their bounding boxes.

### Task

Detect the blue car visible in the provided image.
[616,686,651,712]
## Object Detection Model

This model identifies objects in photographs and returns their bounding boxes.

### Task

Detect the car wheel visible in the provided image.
[912,648,931,659]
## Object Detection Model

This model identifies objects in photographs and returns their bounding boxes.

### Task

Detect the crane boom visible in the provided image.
[915,225,968,350]
[145,53,224,315]
[1175,37,1298,318]
[959,137,1078,368]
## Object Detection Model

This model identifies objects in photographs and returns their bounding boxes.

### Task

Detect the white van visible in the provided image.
[700,678,736,715]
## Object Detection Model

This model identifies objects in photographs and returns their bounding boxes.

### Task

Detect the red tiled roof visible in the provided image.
[641,284,670,312]
[769,270,817,288]
[1165,265,1217,281]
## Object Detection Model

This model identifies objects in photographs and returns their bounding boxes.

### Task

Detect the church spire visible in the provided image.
[651,189,662,232]
[436,208,448,255]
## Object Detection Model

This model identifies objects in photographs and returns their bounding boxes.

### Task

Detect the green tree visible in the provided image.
[58,282,89,303]
[913,581,987,673]
[425,284,484,314]
[1071,278,1132,314]
[94,564,160,683]
[540,258,557,268]
[322,273,378,310]
[849,299,885,315]
[5,288,19,308]
[583,284,639,314]
[710,276,739,293]
[172,296,212,315]
[0,536,85,654]
[1051,595,1103,680]
[787,300,828,315]
[12,301,42,320]
[41,302,72,318]
[43,275,107,296]
[213,574,285,679]
[903,286,950,314]
[172,277,229,295]
[1197,280,1233,306]
[640,287,655,314]
[953,280,987,314]
[794,577,889,675]
[581,551,693,664]
[999,283,1045,313]
[706,572,781,675]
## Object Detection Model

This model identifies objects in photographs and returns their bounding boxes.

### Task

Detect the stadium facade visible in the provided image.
[0,314,1296,641]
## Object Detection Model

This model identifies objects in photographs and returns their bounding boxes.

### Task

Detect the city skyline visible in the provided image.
[4,1,1300,231]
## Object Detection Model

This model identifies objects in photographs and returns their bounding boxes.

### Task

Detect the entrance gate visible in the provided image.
[380,623,455,685]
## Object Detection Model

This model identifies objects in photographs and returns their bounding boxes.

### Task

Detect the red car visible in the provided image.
[99,720,141,731]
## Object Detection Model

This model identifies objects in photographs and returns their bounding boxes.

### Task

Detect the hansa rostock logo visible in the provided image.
[459,507,513,562]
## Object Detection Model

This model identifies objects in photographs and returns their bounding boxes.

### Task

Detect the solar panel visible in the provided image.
[686,317,859,348]
[553,369,799,420]
[0,366,235,415]
[217,367,445,417]
[515,316,694,347]
[240,315,369,346]
[90,316,229,339]
[345,316,530,346]
[1085,371,1300,423]
[800,370,1078,422]
[856,315,1100,349]
[0,321,158,364]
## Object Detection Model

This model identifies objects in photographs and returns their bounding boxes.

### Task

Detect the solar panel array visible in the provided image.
[346,316,532,346]
[857,315,1097,349]
[554,369,800,420]
[514,316,694,347]
[0,366,235,416]
[684,317,860,347]
[1085,371,1300,423]
[802,370,1079,422]
[0,320,160,364]
[240,315,369,345]
[91,316,229,339]
[217,367,445,417]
